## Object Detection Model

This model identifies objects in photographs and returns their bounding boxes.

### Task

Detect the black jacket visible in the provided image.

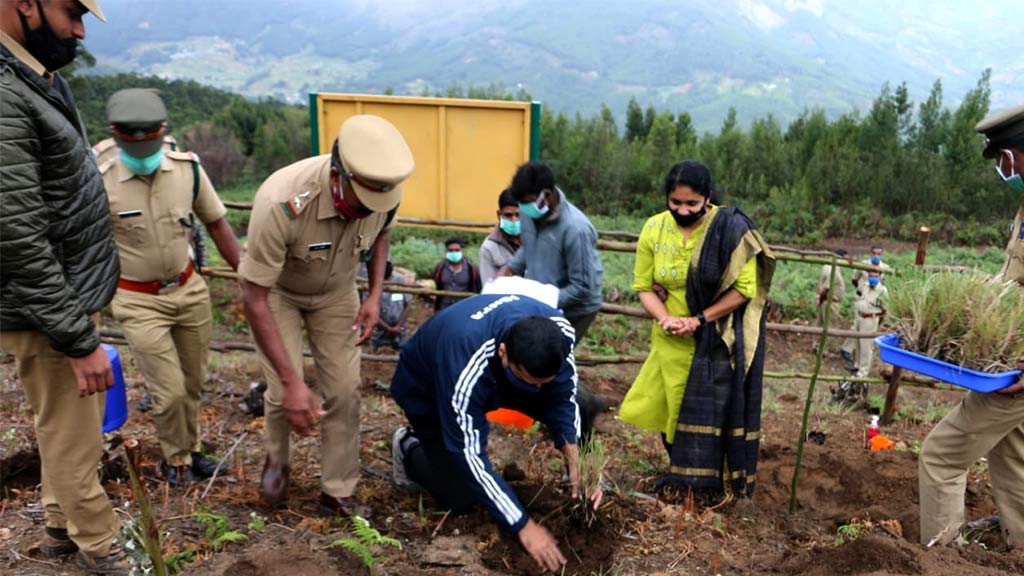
[0,47,119,357]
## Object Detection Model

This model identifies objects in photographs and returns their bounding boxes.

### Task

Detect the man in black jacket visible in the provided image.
[0,1,128,574]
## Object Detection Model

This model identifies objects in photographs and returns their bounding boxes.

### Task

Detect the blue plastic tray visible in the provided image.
[874,334,1022,392]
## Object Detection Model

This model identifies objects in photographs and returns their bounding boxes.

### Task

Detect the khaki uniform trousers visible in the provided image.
[258,287,361,498]
[853,315,881,377]
[0,329,120,556]
[919,391,1024,547]
[815,300,841,328]
[111,272,212,466]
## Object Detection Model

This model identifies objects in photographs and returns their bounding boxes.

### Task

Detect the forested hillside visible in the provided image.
[75,69,1010,245]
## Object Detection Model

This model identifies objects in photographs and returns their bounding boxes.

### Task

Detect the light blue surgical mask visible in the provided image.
[869,255,882,266]
[518,190,551,220]
[868,276,880,287]
[446,251,463,264]
[120,148,163,176]
[499,217,521,236]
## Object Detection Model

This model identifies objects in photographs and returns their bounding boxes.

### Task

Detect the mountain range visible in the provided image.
[83,0,1022,131]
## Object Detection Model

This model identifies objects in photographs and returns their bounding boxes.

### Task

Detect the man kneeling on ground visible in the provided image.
[389,293,603,572]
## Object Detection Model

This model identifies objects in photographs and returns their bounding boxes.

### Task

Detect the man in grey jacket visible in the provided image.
[497,162,606,439]
[0,1,128,574]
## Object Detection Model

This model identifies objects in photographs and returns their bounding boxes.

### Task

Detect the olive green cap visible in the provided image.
[106,88,167,157]
[975,103,1024,158]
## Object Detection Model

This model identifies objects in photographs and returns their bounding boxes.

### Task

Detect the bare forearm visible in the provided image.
[365,231,389,302]
[207,218,241,271]
[241,280,299,385]
[638,291,671,323]
[700,289,749,323]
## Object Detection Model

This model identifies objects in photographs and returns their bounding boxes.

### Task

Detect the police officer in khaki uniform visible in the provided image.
[100,88,241,485]
[850,271,886,378]
[919,103,1024,550]
[815,249,846,328]
[240,115,414,517]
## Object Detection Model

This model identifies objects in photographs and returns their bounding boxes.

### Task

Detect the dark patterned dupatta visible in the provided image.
[661,207,775,498]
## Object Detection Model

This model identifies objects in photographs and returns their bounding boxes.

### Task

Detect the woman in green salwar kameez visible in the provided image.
[619,160,774,497]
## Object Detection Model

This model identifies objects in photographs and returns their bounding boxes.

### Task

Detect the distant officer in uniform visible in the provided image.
[97,132,213,412]
[919,103,1024,550]
[815,248,847,328]
[240,115,414,517]
[850,271,886,378]
[100,88,241,486]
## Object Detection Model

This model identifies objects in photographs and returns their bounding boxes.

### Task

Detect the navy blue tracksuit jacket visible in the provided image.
[390,294,580,532]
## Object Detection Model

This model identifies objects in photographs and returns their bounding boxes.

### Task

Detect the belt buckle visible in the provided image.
[157,277,180,294]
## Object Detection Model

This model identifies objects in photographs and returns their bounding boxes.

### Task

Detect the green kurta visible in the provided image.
[619,208,756,443]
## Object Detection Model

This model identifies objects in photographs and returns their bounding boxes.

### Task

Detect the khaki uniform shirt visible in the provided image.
[817,263,845,303]
[101,151,226,282]
[239,155,392,295]
[854,283,888,317]
[1002,200,1024,285]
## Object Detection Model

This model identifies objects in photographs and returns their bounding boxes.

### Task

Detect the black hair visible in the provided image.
[330,138,343,173]
[509,161,556,202]
[498,188,517,209]
[833,248,848,257]
[504,316,567,379]
[384,260,394,278]
[871,245,883,252]
[663,160,714,199]
[445,237,464,248]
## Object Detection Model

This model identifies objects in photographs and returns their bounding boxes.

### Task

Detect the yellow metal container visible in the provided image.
[309,93,539,224]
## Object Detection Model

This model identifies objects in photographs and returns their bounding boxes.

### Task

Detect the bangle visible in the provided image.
[696,312,707,326]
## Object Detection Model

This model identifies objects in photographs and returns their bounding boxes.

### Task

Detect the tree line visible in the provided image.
[71,69,1009,245]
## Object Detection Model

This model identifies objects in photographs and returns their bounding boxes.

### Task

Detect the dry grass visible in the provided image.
[889,270,1024,372]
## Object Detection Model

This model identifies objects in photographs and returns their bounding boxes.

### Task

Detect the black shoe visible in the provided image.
[165,464,198,487]
[841,350,854,363]
[136,390,154,413]
[191,451,228,479]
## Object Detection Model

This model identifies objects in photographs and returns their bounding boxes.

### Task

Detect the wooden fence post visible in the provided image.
[915,226,931,266]
[881,366,903,425]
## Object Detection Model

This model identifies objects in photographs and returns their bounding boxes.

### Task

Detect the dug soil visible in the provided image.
[1,299,1021,575]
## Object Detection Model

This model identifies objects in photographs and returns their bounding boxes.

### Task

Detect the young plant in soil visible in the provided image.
[889,270,1024,372]
[572,436,607,527]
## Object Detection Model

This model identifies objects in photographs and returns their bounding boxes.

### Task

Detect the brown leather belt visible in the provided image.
[859,311,884,319]
[118,261,194,295]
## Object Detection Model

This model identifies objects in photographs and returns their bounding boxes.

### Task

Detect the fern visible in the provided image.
[194,506,248,550]
[331,515,402,573]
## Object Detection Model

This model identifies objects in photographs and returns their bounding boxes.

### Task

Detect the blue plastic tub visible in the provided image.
[102,344,128,433]
[874,334,1022,392]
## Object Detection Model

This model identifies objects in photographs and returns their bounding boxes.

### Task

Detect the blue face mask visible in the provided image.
[869,255,882,266]
[446,251,463,264]
[868,276,881,287]
[499,217,521,236]
[504,365,541,394]
[120,149,163,176]
[518,190,551,220]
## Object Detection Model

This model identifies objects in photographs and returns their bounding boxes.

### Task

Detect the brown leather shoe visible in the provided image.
[39,527,77,558]
[318,492,373,519]
[259,457,289,507]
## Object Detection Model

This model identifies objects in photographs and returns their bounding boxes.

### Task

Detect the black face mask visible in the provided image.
[668,201,707,227]
[19,4,78,72]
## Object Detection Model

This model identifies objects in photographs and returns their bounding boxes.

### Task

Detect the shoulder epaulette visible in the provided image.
[98,156,118,175]
[166,150,200,163]
[279,189,319,220]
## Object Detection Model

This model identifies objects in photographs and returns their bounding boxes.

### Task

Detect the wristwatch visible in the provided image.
[696,311,707,326]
